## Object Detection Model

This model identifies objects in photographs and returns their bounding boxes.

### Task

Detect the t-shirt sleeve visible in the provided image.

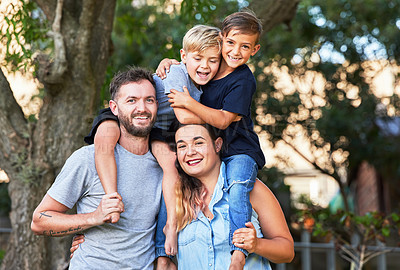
[162,64,189,94]
[47,147,94,209]
[84,108,118,144]
[222,78,256,116]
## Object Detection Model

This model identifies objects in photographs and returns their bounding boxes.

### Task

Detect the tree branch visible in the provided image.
[0,68,28,167]
[281,135,332,176]
[37,0,67,85]
[250,0,300,32]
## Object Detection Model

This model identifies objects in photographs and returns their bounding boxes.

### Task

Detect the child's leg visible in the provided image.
[152,140,179,255]
[94,120,121,223]
[223,154,258,259]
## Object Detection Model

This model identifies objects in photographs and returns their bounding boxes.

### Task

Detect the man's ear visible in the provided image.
[215,137,223,153]
[180,49,187,64]
[109,100,118,116]
[251,44,261,56]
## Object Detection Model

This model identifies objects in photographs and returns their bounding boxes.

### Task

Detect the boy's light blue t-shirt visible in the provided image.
[153,62,202,130]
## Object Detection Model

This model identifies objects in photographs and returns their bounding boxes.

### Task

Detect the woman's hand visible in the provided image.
[232,222,258,253]
[70,234,85,258]
[156,58,180,79]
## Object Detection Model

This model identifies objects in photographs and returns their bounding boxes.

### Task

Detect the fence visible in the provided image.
[0,226,399,269]
[276,231,400,270]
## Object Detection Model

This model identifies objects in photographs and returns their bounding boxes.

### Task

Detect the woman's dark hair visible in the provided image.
[170,120,223,231]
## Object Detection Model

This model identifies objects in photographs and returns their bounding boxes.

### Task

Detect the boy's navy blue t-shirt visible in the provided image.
[201,64,265,169]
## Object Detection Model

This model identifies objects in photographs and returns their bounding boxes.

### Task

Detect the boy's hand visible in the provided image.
[168,86,193,108]
[232,222,258,253]
[156,58,180,79]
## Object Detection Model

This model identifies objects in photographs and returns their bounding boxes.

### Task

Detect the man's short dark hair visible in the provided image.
[109,66,156,100]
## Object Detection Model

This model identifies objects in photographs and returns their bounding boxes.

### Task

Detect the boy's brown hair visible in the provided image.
[221,10,263,43]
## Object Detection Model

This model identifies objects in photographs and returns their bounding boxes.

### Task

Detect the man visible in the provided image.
[31,67,169,269]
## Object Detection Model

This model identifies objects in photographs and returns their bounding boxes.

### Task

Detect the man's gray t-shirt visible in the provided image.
[47,144,163,270]
[153,62,202,130]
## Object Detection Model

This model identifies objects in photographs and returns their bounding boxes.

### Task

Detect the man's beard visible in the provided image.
[119,111,155,137]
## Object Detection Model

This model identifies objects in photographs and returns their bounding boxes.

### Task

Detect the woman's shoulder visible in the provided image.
[251,180,279,207]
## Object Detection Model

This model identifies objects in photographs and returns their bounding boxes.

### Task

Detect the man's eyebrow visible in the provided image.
[176,139,185,144]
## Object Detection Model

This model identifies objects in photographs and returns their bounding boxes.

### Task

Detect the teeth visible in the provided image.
[134,116,148,119]
[188,160,200,165]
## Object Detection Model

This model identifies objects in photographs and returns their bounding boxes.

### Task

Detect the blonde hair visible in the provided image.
[182,25,221,54]
[175,172,207,232]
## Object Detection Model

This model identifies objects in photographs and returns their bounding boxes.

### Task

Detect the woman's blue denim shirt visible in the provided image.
[177,162,271,270]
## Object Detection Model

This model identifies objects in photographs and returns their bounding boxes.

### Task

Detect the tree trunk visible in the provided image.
[250,0,300,32]
[0,0,116,269]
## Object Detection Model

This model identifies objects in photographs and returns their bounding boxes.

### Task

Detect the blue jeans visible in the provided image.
[223,154,258,257]
[155,193,170,258]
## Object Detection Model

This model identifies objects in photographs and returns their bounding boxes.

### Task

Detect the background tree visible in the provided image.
[0,0,298,268]
[252,0,400,212]
[0,0,116,268]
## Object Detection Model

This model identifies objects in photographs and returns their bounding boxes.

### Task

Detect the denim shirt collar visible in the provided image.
[198,162,226,223]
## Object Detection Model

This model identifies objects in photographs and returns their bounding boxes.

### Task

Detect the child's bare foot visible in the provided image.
[163,223,178,255]
[229,250,246,270]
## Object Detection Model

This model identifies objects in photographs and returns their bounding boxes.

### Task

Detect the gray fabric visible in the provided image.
[153,62,202,130]
[47,144,163,270]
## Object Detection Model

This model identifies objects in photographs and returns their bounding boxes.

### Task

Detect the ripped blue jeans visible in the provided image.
[223,154,258,257]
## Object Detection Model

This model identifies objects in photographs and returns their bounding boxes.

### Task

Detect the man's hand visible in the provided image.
[93,192,124,225]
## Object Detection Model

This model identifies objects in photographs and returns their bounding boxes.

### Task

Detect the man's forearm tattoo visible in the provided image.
[39,211,52,219]
[43,226,83,236]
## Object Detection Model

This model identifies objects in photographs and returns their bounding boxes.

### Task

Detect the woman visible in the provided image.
[71,123,294,269]
[172,123,294,269]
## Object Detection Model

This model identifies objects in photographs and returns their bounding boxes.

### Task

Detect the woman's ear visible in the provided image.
[215,137,223,153]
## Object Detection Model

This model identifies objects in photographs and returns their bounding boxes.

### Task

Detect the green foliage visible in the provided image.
[253,0,400,211]
[11,150,45,187]
[99,0,239,104]
[1,0,50,71]
[258,166,290,192]
[0,249,5,264]
[294,198,400,269]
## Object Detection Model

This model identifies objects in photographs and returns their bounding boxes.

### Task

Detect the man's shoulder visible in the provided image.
[71,144,95,158]
[63,145,95,169]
